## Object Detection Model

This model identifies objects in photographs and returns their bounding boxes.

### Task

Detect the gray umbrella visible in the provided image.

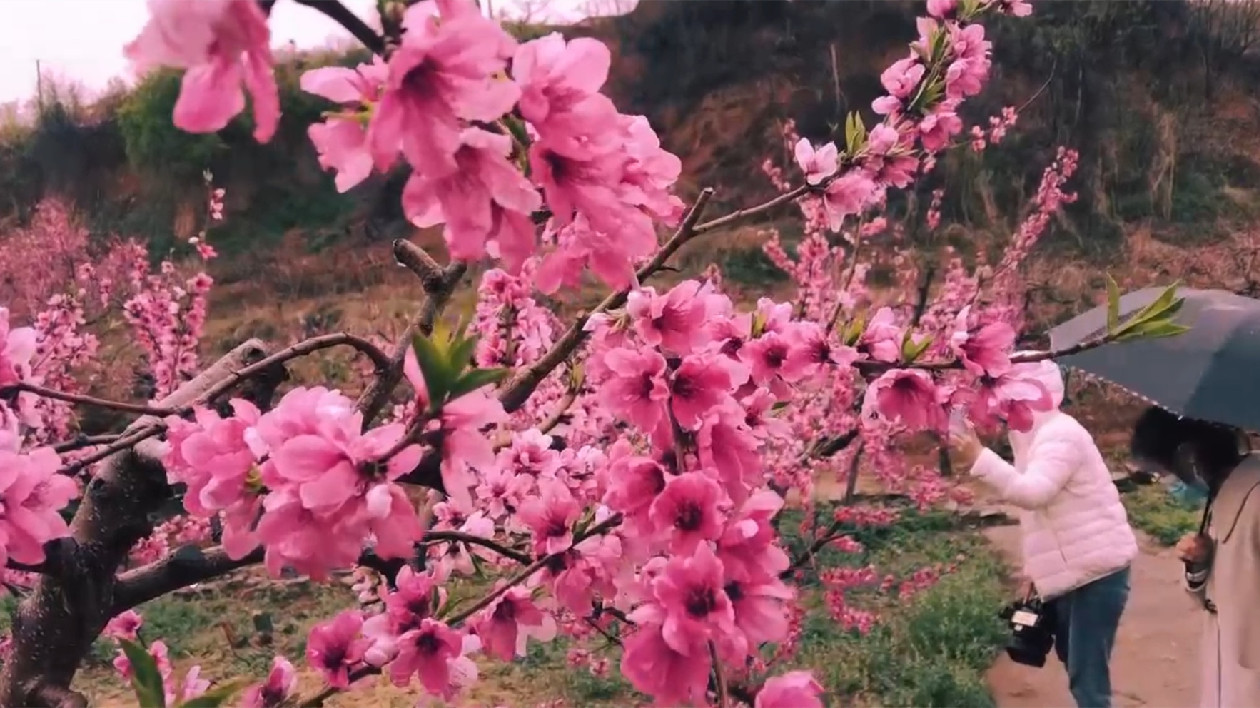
[1048,287,1260,431]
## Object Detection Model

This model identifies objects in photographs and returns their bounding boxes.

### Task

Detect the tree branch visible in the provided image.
[356,240,466,426]
[498,188,715,413]
[51,435,121,455]
[292,0,386,55]
[198,332,390,404]
[420,531,532,565]
[111,546,264,614]
[447,513,622,624]
[398,190,724,490]
[0,383,172,416]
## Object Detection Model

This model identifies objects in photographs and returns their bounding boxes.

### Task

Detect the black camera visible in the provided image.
[997,597,1056,667]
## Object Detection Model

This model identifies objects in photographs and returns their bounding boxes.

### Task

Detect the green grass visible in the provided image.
[784,506,1009,707]
[1121,483,1203,546]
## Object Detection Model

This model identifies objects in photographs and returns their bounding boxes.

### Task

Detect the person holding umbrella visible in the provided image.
[1129,406,1260,708]
[950,356,1138,708]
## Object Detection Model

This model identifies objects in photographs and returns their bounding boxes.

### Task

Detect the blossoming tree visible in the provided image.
[0,0,1186,706]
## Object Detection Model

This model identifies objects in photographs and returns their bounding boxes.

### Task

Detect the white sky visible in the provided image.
[0,0,604,105]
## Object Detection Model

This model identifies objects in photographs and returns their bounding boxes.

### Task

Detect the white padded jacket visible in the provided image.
[969,357,1138,600]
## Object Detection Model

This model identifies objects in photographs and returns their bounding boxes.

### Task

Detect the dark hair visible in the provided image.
[1131,406,1246,478]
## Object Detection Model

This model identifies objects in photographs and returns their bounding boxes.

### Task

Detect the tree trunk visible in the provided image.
[0,340,268,707]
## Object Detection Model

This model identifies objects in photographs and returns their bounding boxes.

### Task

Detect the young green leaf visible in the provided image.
[447,334,480,378]
[1105,274,1121,333]
[411,334,453,408]
[567,363,585,390]
[119,639,167,708]
[1116,318,1191,342]
[446,367,510,401]
[844,112,867,154]
[842,312,867,347]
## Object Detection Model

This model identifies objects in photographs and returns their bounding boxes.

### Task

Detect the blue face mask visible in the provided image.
[1168,477,1210,507]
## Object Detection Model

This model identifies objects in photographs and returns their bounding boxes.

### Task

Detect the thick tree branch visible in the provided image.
[111,546,265,614]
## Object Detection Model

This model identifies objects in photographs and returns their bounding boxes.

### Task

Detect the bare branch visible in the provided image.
[0,383,173,416]
[447,513,623,624]
[420,531,532,565]
[292,0,386,55]
[51,435,121,455]
[59,425,163,477]
[357,240,467,426]
[538,389,579,434]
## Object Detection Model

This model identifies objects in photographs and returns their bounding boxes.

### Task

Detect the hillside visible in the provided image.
[3,0,1260,347]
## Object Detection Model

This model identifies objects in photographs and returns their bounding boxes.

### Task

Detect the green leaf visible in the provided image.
[502,114,533,150]
[1113,283,1184,336]
[447,334,480,377]
[750,310,768,339]
[1105,274,1121,333]
[567,363,586,390]
[842,312,867,347]
[901,334,933,363]
[119,639,167,708]
[411,334,454,409]
[844,112,867,154]
[1131,283,1181,323]
[176,683,244,708]
[446,367,510,401]
[1115,318,1191,342]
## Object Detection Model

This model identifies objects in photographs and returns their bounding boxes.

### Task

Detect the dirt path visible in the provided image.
[983,513,1201,708]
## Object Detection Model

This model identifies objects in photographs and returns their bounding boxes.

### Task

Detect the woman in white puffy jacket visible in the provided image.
[950,356,1138,708]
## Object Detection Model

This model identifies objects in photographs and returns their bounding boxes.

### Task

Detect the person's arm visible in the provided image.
[969,434,1079,510]
[1231,492,1260,670]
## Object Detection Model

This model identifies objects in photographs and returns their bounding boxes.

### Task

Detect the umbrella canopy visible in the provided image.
[1048,287,1260,431]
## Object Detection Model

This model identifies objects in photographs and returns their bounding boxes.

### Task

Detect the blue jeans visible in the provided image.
[1050,565,1131,708]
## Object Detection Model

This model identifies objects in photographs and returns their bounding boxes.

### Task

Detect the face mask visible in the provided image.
[1168,477,1209,507]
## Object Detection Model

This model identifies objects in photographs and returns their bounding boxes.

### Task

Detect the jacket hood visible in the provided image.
[1008,352,1065,451]
[1012,351,1065,409]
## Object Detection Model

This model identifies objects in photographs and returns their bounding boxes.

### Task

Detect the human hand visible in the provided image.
[1017,577,1036,602]
[1175,533,1213,566]
[948,423,983,469]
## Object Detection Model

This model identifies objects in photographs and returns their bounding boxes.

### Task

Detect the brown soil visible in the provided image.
[983,511,1201,708]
